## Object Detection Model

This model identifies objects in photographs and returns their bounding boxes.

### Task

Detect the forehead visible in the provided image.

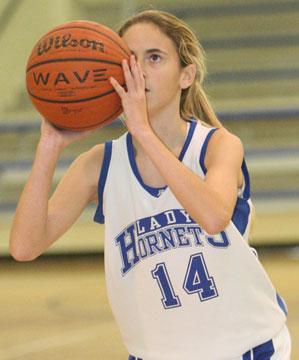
[122,23,177,54]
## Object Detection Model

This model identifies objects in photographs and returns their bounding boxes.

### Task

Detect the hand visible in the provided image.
[110,55,151,137]
[40,116,94,150]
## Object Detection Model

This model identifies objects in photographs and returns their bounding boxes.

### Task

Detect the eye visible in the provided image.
[150,54,161,62]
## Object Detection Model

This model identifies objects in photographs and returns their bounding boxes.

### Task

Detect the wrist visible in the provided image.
[131,123,155,142]
[37,136,64,158]
[134,127,163,158]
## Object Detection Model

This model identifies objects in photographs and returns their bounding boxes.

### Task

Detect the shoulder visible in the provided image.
[208,127,243,151]
[75,143,105,172]
[204,127,244,170]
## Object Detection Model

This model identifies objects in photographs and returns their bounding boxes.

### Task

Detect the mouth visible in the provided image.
[145,89,150,92]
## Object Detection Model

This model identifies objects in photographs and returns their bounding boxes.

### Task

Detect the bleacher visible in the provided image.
[1,0,298,256]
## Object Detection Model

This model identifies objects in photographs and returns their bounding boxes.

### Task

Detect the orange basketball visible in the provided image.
[26,20,131,130]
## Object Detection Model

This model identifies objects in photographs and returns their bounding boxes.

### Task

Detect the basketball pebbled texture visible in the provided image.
[26,20,131,130]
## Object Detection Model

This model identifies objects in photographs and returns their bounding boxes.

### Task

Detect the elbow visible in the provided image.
[10,249,38,262]
[9,241,39,262]
[204,222,228,235]
[202,212,231,235]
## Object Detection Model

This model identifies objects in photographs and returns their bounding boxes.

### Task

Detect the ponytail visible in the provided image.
[181,83,223,128]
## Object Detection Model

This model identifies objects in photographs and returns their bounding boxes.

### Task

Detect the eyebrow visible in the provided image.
[131,48,168,56]
[146,48,167,55]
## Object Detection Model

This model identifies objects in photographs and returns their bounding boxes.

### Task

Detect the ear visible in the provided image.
[179,64,196,90]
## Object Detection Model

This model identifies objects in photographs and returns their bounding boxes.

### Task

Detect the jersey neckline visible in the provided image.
[126,120,197,198]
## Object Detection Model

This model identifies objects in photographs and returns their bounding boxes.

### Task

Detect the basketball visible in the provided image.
[26,20,131,130]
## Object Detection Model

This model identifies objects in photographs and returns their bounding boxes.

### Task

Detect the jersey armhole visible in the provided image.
[93,141,112,224]
[199,127,219,175]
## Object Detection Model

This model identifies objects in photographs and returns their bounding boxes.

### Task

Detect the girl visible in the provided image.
[10,10,291,360]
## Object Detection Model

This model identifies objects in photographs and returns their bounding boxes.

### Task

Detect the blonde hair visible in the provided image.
[117,9,223,128]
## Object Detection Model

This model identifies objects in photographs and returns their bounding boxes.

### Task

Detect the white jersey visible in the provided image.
[94,121,287,360]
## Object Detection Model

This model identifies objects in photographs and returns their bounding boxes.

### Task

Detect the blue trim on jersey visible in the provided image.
[129,356,142,360]
[126,133,166,197]
[231,160,251,235]
[276,292,288,316]
[241,159,251,200]
[93,141,112,224]
[126,121,197,198]
[231,198,250,235]
[242,351,251,360]
[242,338,274,359]
[252,338,275,359]
[179,120,197,161]
[199,127,219,174]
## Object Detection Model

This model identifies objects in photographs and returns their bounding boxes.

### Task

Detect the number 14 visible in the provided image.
[151,252,218,309]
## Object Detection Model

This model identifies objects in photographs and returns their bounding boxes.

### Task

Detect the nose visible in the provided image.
[141,68,147,79]
[135,57,147,79]
[139,66,147,80]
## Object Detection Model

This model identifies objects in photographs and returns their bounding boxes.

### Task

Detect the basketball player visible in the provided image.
[10,10,291,359]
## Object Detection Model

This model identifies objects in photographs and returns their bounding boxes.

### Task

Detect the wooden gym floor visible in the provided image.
[1,249,298,360]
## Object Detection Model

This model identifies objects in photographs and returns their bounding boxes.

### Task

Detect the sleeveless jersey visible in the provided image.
[94,121,287,360]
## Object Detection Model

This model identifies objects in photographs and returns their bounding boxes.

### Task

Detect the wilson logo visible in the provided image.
[37,33,105,56]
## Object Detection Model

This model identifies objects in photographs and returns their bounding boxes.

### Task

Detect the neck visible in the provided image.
[150,113,187,149]
[147,95,187,148]
[132,110,188,159]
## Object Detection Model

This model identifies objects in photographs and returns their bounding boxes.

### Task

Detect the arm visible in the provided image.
[9,119,103,261]
[135,128,243,234]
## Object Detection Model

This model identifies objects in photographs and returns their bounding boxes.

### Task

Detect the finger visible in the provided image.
[130,55,140,83]
[110,76,127,98]
[130,55,144,91]
[122,58,136,93]
[136,61,145,90]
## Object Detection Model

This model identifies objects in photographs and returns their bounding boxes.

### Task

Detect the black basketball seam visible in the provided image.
[55,105,123,130]
[27,85,126,104]
[39,25,130,58]
[26,58,122,73]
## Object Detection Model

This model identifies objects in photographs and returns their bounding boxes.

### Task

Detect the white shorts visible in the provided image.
[129,325,292,360]
[237,324,292,360]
